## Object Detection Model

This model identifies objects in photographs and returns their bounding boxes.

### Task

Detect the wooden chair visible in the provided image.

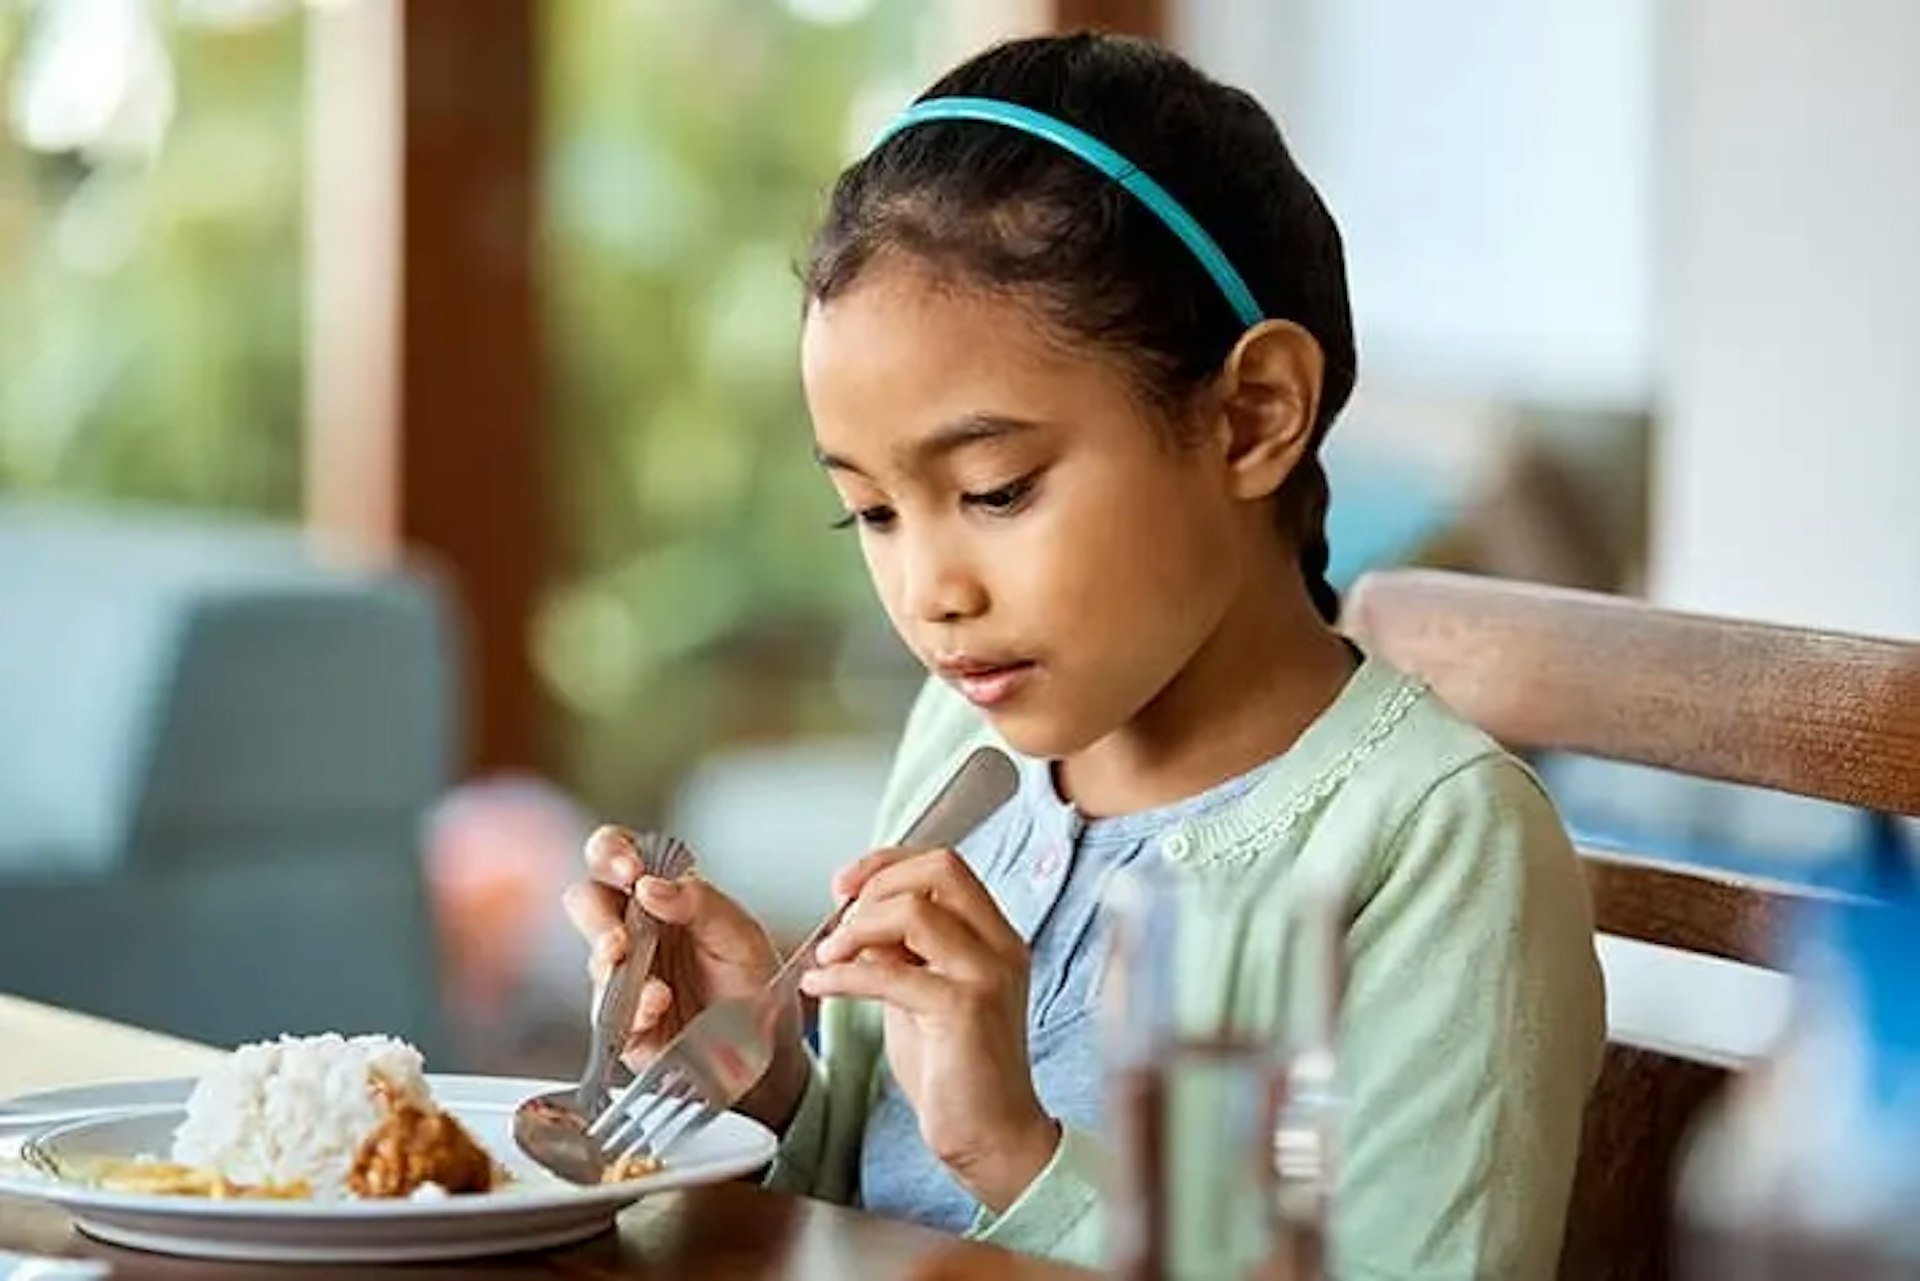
[1343,569,1920,1281]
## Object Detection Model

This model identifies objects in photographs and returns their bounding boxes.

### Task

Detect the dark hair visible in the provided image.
[804,33,1356,623]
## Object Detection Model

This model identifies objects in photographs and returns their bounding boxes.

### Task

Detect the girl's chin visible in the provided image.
[974,702,1104,764]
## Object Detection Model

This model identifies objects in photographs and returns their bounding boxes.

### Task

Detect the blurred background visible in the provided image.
[0,0,1914,1075]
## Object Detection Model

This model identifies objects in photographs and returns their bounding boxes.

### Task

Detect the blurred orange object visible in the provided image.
[423,776,590,1037]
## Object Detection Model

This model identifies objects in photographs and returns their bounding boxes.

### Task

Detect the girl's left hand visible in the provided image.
[800,847,1061,1212]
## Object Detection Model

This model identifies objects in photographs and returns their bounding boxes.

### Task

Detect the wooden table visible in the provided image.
[0,996,224,1095]
[0,996,1092,1280]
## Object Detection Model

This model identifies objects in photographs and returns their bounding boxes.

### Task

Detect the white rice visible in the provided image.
[170,1033,433,1199]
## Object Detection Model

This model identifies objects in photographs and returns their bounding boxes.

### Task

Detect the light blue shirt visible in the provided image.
[857,752,1274,1232]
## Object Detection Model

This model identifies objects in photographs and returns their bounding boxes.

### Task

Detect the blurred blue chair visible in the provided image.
[1324,438,1457,591]
[0,500,455,1053]
[668,738,896,948]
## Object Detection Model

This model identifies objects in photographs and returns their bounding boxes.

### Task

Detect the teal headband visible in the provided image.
[872,96,1265,329]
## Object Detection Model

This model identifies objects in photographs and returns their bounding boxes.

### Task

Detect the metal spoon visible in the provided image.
[510,830,690,1181]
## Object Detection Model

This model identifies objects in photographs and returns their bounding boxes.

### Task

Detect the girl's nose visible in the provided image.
[900,533,988,624]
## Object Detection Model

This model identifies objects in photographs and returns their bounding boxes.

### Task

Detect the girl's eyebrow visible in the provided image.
[813,414,1043,477]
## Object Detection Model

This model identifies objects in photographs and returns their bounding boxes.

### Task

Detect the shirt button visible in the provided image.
[1032,846,1063,881]
[1163,833,1192,862]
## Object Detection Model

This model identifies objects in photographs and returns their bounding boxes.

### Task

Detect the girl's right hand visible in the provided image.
[561,826,808,1129]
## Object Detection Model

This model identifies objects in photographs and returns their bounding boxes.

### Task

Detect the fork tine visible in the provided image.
[607,1081,705,1160]
[601,1072,698,1154]
[588,1055,670,1140]
[618,1098,707,1164]
[599,1067,698,1144]
[629,1099,717,1161]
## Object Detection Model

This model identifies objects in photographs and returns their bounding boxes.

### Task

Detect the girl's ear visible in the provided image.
[1213,320,1325,502]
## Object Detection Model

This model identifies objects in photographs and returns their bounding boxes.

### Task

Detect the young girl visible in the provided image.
[565,32,1603,1278]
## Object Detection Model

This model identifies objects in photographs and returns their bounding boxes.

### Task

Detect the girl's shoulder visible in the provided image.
[1287,659,1580,913]
[1164,657,1573,908]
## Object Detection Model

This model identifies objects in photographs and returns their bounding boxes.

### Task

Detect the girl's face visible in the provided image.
[803,259,1253,761]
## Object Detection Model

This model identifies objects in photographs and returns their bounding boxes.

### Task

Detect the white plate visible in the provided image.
[0,1078,777,1263]
[0,1079,195,1136]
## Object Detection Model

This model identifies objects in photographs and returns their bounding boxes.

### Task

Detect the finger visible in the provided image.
[584,825,646,889]
[632,876,774,970]
[788,935,915,972]
[830,847,922,903]
[853,849,1023,959]
[853,942,917,969]
[613,980,678,1067]
[799,956,952,1013]
[633,977,673,1032]
[816,893,996,982]
[564,881,630,967]
[585,928,632,986]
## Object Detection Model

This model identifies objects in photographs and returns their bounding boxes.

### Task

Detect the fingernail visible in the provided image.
[637,876,681,901]
[799,970,823,997]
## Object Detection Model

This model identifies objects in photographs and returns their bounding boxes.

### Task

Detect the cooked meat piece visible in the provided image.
[348,1076,495,1198]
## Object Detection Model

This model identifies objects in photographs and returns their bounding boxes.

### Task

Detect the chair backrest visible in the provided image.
[1344,569,1920,1281]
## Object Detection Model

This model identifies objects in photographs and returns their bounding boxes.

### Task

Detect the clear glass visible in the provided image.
[1101,862,1344,1281]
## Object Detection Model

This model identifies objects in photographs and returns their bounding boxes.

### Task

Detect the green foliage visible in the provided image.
[542,0,928,818]
[0,4,305,511]
[0,0,930,820]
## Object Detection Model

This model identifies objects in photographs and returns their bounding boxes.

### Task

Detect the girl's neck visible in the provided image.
[1056,572,1357,820]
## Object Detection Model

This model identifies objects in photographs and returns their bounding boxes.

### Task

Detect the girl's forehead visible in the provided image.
[804,262,1059,371]
[801,262,1151,449]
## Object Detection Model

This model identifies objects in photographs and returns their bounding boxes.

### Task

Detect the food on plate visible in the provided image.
[601,1152,663,1183]
[104,1033,502,1200]
[346,1073,495,1198]
[92,1160,312,1200]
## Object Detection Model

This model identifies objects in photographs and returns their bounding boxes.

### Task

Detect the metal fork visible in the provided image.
[585,745,1018,1167]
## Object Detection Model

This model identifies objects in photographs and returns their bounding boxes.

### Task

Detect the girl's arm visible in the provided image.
[766,677,982,1204]
[963,1125,1107,1262]
[764,993,1110,1268]
[1335,756,1605,1281]
[762,994,883,1203]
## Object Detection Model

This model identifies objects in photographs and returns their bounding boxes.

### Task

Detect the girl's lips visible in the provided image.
[939,660,1036,709]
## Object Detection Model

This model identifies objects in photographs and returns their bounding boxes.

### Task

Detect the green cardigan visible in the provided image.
[767,656,1605,1279]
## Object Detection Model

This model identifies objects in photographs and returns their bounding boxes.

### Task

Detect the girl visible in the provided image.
[566,32,1603,1279]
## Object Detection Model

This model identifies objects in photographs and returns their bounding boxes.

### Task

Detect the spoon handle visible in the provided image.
[581,833,689,1112]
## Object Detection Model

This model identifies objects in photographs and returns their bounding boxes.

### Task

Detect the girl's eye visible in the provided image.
[963,473,1039,516]
[831,504,897,532]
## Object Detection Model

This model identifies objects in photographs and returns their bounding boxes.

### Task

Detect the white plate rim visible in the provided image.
[0,1090,777,1219]
[0,1078,196,1134]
